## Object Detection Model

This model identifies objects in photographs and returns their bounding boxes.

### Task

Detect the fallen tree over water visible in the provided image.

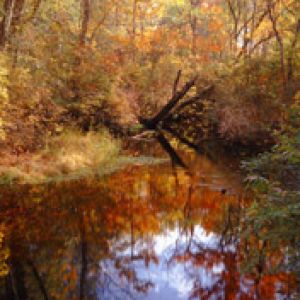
[137,68,278,153]
[138,70,215,146]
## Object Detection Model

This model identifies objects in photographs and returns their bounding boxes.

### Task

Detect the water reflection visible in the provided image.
[0,143,296,299]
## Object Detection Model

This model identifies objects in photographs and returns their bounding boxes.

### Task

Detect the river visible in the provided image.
[0,137,295,299]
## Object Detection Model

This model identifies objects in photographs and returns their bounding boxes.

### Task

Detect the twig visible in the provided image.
[173,70,182,96]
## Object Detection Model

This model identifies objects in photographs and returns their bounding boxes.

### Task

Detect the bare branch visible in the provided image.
[173,85,214,114]
[173,70,182,96]
[139,76,198,129]
[248,32,275,56]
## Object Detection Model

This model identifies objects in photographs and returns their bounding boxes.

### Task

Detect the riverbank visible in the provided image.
[0,129,170,184]
[0,129,122,184]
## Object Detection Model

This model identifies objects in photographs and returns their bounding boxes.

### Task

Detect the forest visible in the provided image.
[0,0,299,299]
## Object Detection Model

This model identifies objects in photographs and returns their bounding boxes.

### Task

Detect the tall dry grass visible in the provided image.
[0,129,120,183]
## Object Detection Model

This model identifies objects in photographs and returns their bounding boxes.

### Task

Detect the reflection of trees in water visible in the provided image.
[167,187,295,299]
[0,175,164,300]
[0,159,296,299]
[167,200,244,299]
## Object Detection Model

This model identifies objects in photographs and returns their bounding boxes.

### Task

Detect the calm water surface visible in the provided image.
[0,140,295,299]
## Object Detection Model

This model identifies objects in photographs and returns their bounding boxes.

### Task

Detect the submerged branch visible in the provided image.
[156,131,187,168]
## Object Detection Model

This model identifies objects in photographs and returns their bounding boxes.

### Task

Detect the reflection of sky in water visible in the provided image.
[98,226,225,300]
[140,226,221,300]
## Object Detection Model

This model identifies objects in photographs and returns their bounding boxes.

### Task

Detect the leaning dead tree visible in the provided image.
[138,70,214,134]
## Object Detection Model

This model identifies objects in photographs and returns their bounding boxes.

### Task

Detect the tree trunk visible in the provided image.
[287,19,300,82]
[79,0,90,46]
[267,1,286,91]
[0,0,15,48]
[131,0,137,62]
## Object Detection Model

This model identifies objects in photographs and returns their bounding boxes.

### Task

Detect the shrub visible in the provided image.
[241,101,300,284]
